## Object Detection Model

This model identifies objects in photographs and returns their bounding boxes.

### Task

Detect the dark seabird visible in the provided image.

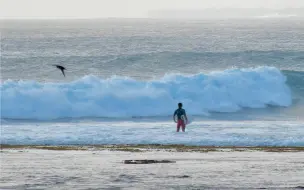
[53,64,66,77]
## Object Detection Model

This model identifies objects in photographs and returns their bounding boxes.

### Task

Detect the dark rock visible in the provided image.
[169,175,190,178]
[123,159,176,164]
[295,186,304,189]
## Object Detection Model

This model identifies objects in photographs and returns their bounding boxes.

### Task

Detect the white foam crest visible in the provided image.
[255,14,297,18]
[1,66,292,119]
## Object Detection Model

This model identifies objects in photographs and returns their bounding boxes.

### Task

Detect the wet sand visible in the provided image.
[1,145,304,190]
[1,144,304,152]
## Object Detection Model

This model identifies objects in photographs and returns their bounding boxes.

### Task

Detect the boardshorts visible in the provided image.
[177,119,185,132]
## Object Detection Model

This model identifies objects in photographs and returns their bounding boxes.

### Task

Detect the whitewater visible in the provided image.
[1,66,292,119]
[1,19,304,146]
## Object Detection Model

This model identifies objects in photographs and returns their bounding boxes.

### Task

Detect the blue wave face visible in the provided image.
[283,70,304,97]
[1,66,292,120]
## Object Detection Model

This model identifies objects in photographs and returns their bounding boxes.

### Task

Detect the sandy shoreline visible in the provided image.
[1,144,304,152]
[1,147,304,189]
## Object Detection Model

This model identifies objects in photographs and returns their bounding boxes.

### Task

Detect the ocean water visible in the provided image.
[1,19,304,146]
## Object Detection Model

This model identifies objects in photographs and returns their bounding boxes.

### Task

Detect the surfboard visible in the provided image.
[181,115,186,123]
[186,117,193,125]
[184,115,193,125]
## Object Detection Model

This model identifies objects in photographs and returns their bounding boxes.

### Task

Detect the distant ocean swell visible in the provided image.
[0,66,297,120]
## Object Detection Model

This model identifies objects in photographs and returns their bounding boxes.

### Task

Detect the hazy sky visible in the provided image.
[1,0,304,19]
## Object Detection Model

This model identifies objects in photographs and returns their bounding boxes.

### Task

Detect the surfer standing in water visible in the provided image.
[173,102,188,132]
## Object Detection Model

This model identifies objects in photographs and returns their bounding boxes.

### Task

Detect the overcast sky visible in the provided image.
[1,0,304,19]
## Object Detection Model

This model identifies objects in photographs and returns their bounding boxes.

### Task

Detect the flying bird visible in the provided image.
[53,64,66,77]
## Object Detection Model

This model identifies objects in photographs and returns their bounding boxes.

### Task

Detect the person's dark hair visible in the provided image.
[178,102,182,108]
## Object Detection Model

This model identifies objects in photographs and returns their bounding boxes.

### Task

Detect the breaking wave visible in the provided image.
[1,66,293,120]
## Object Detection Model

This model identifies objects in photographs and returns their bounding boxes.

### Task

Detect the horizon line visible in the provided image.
[1,16,304,21]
